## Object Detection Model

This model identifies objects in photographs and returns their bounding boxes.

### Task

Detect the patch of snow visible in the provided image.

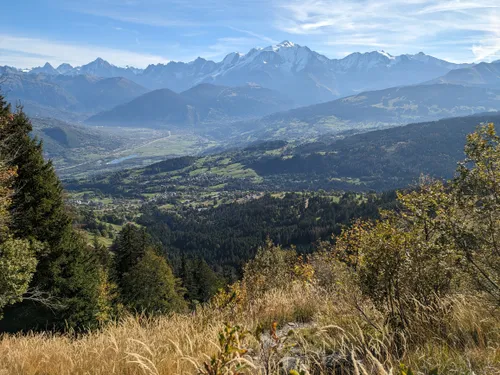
[377,50,395,60]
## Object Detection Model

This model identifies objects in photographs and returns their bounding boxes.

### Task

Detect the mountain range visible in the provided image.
[85,81,500,140]
[86,83,294,126]
[4,41,474,105]
[430,60,500,88]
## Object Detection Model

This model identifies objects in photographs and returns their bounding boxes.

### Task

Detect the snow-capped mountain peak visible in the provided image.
[376,50,395,59]
[262,40,300,53]
[276,40,296,49]
[214,41,319,75]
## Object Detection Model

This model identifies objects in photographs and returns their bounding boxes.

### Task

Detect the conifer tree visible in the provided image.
[112,224,186,314]
[111,224,149,277]
[0,109,70,244]
[121,249,186,314]
[0,98,106,331]
[0,110,38,317]
[180,257,222,303]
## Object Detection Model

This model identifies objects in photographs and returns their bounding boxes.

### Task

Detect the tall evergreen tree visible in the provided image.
[111,224,149,277]
[0,106,38,318]
[121,249,186,314]
[0,99,106,331]
[111,224,186,314]
[0,110,70,244]
[180,257,223,303]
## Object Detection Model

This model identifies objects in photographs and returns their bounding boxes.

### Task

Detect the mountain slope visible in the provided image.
[0,72,149,119]
[179,83,293,117]
[431,60,500,88]
[241,83,500,140]
[245,112,500,190]
[29,62,59,75]
[86,83,293,126]
[56,63,74,74]
[1,73,79,109]
[31,117,130,168]
[87,88,197,126]
[52,75,148,111]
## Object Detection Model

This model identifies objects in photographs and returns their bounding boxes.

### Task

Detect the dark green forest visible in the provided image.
[138,193,396,275]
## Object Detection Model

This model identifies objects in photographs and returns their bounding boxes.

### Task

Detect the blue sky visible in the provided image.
[1,0,499,68]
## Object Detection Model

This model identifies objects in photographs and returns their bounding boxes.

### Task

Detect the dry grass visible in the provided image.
[0,313,223,375]
[0,283,499,375]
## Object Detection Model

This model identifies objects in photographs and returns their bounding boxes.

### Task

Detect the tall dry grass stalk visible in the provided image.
[0,283,499,374]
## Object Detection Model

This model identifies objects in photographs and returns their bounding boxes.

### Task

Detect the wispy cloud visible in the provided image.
[471,13,500,62]
[77,8,202,28]
[227,27,278,45]
[416,1,500,15]
[0,34,170,68]
[274,0,500,62]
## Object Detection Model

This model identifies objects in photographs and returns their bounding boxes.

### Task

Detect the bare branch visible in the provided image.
[22,288,66,311]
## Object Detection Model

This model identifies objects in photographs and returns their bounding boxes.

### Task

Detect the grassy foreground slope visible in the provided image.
[0,283,497,374]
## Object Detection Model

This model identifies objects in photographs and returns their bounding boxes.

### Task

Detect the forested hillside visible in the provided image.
[138,192,396,280]
[66,111,500,196]
[248,111,500,189]
[233,83,500,141]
